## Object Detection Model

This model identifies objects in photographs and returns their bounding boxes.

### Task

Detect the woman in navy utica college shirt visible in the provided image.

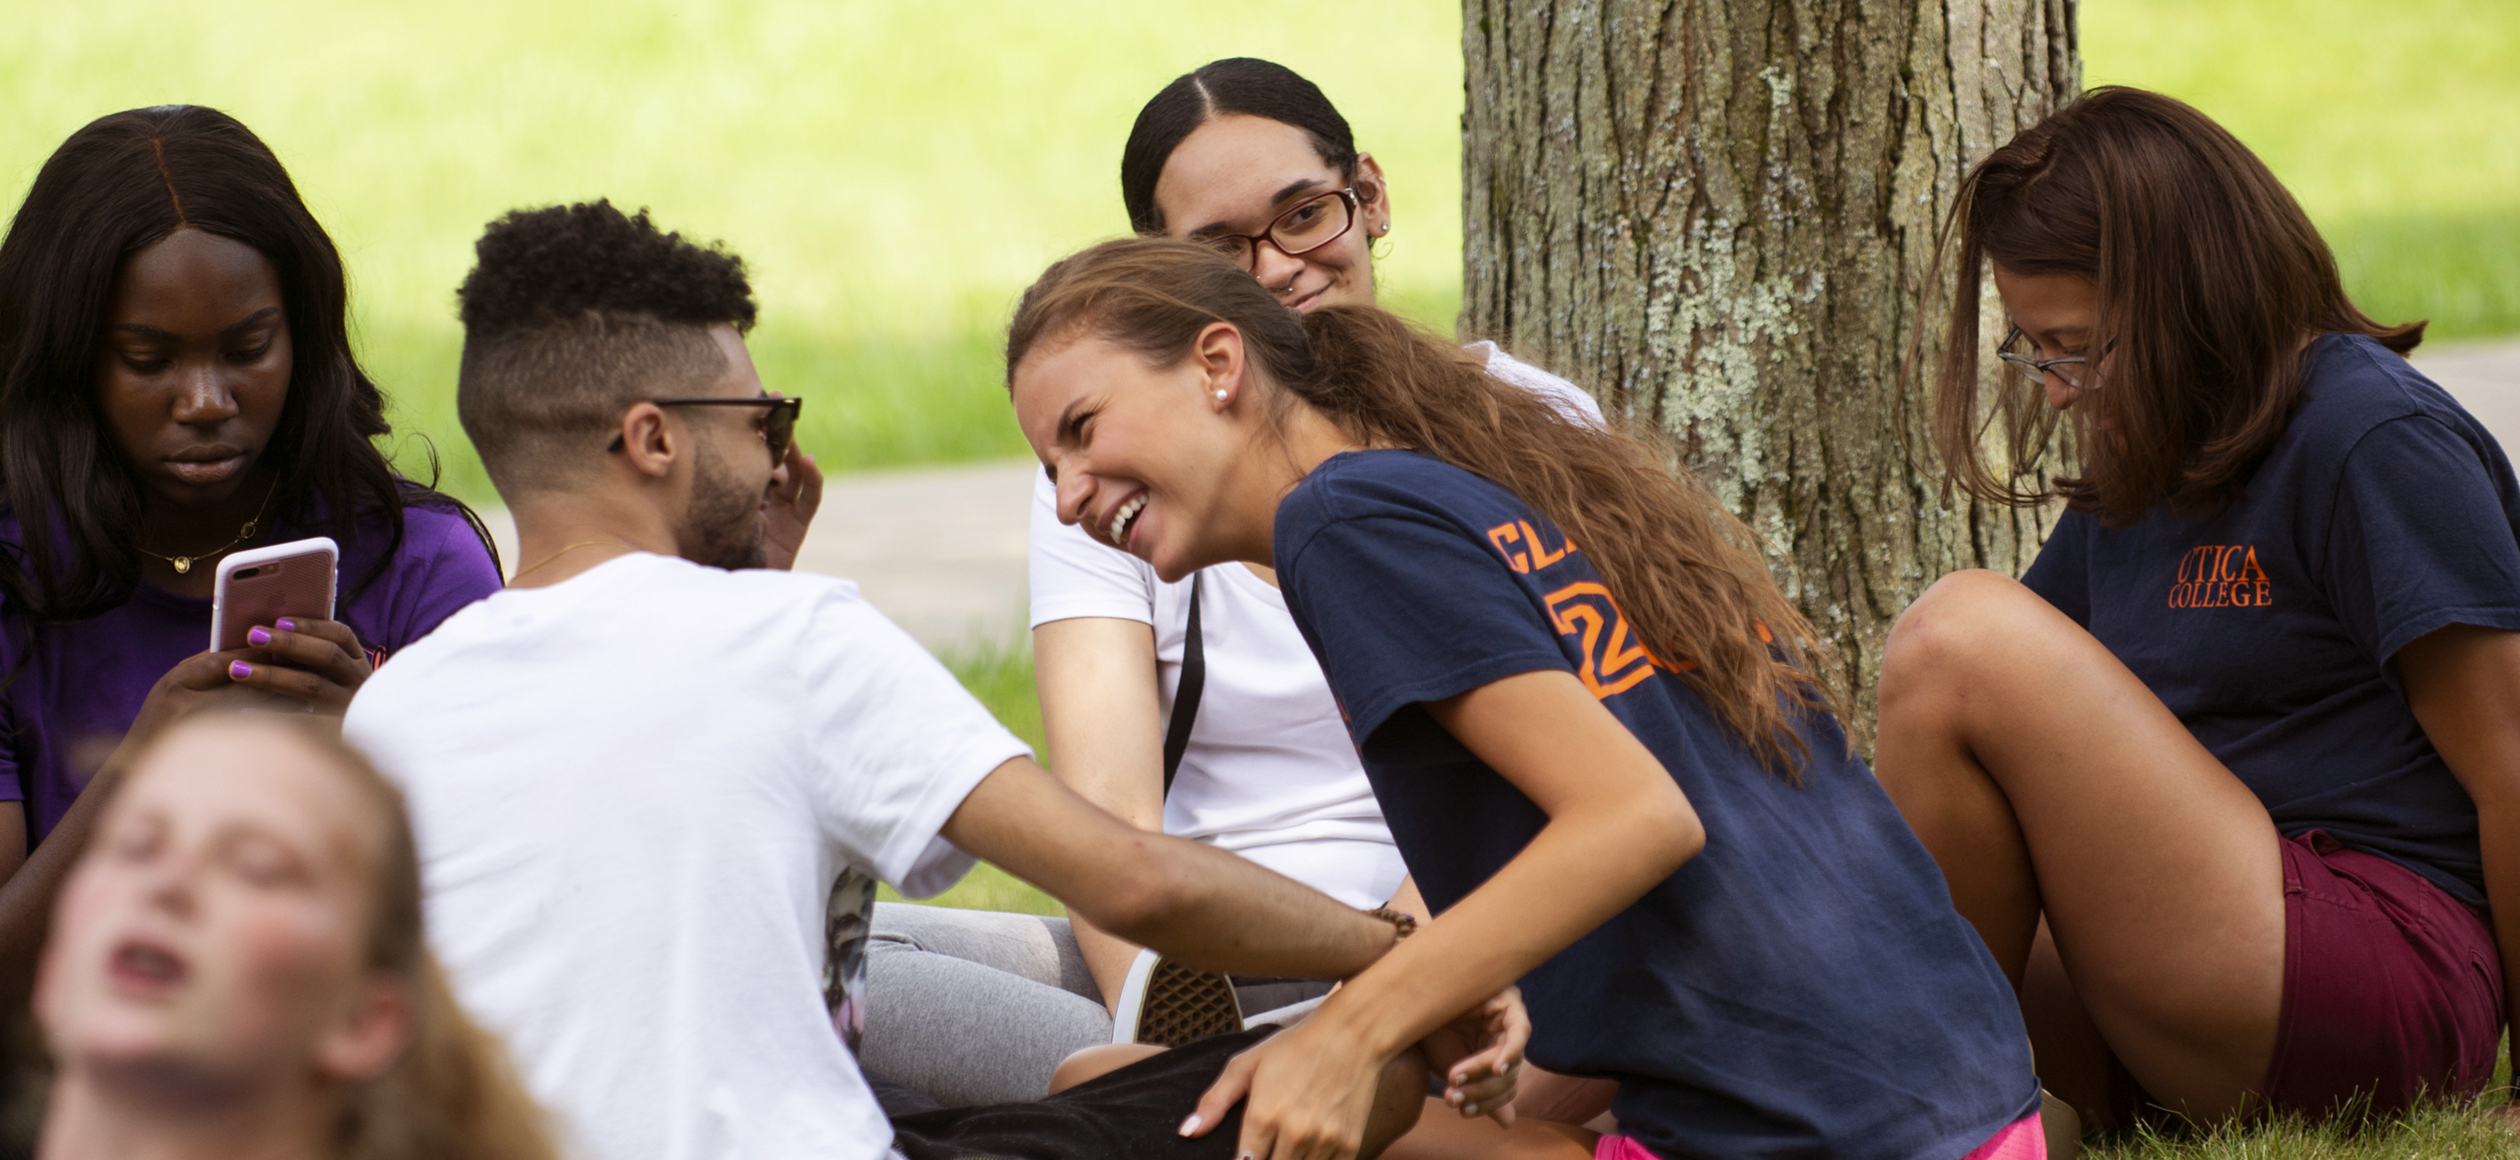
[1879,86,2518,1129]
[1007,238,2039,1160]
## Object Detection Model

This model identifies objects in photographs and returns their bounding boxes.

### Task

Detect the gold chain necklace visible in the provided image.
[507,539,637,586]
[138,478,280,576]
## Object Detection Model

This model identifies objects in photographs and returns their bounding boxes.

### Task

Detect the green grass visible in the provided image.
[2087,1094,2517,1160]
[13,2,2509,510]
[2088,1109,2517,1160]
[19,10,2520,1152]
[2,0,1473,508]
[2085,0,2520,342]
[880,630,1061,916]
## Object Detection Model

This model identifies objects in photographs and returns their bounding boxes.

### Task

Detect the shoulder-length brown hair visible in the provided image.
[1930,86,2422,524]
[1007,238,1838,774]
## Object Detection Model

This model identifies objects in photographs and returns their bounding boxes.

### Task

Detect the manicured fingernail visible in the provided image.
[275,618,297,632]
[1453,1071,1468,1086]
[1177,1114,1200,1136]
[229,661,252,680]
[247,626,271,647]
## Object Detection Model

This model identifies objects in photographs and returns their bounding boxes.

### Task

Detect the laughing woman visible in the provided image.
[1875,86,2516,1129]
[0,107,501,1003]
[864,58,1599,1111]
[1006,237,2041,1160]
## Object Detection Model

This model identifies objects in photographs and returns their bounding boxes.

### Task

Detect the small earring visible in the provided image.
[1215,390,1229,401]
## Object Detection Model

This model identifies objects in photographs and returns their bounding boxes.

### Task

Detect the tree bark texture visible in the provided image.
[1461,0,2080,744]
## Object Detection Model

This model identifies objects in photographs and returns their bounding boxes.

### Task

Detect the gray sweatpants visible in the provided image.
[860,902,1114,1107]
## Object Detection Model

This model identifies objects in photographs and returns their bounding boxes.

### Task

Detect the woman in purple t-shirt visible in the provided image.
[0,107,502,997]
[1878,86,2520,1131]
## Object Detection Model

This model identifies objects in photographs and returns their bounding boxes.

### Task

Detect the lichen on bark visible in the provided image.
[1462,0,2080,748]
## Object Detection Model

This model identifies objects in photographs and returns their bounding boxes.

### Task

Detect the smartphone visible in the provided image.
[210,536,339,653]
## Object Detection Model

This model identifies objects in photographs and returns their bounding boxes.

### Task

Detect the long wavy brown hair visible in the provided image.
[1928,86,2421,524]
[1007,238,1839,773]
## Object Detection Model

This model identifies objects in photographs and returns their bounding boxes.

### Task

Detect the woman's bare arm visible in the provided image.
[1032,615,1170,1009]
[1386,876,1426,918]
[1193,668,1704,1160]
[2396,623,2520,1110]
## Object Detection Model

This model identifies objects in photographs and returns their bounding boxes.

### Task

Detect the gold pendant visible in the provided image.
[171,556,192,575]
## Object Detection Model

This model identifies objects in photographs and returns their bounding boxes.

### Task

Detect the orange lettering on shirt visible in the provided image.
[1544,582,1669,699]
[2167,544,2272,609]
[1487,522,1529,573]
[1521,520,1571,570]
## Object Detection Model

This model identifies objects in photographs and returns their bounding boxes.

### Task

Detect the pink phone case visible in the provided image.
[210,538,339,653]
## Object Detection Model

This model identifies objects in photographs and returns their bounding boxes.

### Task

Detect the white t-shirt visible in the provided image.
[1027,343,1603,909]
[345,553,1028,1160]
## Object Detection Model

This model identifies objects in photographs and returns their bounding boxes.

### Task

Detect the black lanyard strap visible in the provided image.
[1161,572,1205,796]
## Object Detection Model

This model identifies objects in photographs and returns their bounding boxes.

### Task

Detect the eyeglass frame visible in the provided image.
[1995,326,2102,390]
[1200,184,1373,273]
[605,395,804,464]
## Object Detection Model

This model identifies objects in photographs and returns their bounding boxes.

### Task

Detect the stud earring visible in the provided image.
[1215,390,1229,401]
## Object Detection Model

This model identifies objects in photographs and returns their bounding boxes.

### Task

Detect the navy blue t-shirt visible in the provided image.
[2022,335,2520,908]
[1276,451,2037,1160]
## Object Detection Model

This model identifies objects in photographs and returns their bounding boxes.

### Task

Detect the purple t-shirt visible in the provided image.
[0,504,501,841]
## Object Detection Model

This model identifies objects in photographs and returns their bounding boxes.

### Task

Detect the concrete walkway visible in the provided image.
[2413,338,2520,447]
[477,460,1039,649]
[479,338,2520,652]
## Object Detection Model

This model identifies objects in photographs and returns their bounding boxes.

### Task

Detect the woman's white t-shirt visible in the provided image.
[1027,343,1603,909]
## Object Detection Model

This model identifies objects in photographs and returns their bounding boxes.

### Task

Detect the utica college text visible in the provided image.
[2170,544,2272,609]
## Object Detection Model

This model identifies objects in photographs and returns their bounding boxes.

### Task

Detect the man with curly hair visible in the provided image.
[342,202,1476,1160]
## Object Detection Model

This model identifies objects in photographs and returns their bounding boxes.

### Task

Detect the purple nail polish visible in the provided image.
[275,618,297,633]
[229,661,252,680]
[247,626,271,647]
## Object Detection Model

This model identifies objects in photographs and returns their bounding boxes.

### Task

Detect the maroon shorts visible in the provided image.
[2117,830,2505,1120]
[2262,830,2504,1115]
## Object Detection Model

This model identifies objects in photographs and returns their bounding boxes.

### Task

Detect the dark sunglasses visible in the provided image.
[607,395,804,464]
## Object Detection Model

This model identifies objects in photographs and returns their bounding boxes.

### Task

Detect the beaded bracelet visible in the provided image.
[1362,906,1418,944]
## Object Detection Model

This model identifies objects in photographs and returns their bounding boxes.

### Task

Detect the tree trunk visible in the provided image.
[1460,0,2080,746]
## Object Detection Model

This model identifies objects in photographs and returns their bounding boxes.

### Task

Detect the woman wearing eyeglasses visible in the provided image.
[1878,86,2518,1131]
[0,108,502,1003]
[860,59,1606,1119]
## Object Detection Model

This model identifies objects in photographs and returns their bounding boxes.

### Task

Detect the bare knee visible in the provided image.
[1886,570,2034,670]
[1882,569,2088,711]
[1048,1043,1166,1094]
